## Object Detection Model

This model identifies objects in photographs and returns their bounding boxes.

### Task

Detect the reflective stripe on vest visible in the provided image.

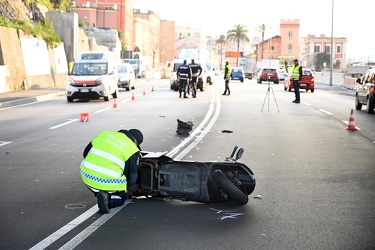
[80,131,138,191]
[292,65,301,80]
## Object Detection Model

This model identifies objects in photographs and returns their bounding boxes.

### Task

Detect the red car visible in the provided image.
[257,68,279,84]
[287,68,315,93]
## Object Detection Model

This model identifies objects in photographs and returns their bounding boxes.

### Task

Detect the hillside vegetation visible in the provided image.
[0,0,72,48]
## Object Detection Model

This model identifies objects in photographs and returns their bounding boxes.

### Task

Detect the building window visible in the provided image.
[336,45,341,54]
[325,45,331,54]
[288,31,293,40]
[288,44,292,53]
[314,45,320,53]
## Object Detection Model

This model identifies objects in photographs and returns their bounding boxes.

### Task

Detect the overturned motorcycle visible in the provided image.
[128,146,256,205]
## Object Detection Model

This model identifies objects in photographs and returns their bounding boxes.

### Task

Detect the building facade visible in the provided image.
[301,34,347,69]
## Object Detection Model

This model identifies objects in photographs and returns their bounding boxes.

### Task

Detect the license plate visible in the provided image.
[300,84,306,87]
[80,89,90,92]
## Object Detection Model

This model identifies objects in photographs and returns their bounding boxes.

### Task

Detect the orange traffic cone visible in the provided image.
[131,91,135,100]
[143,88,146,96]
[345,109,357,131]
[112,98,119,109]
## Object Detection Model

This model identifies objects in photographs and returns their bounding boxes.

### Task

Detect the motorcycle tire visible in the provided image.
[213,169,249,205]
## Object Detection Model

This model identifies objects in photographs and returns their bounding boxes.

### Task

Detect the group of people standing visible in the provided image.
[177,59,233,98]
[176,58,202,98]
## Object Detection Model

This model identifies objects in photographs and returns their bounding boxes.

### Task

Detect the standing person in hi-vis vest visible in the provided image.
[291,59,302,103]
[80,129,143,213]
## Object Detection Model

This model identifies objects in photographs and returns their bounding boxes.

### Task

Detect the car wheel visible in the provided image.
[275,81,279,84]
[67,97,73,102]
[366,97,374,114]
[310,88,314,93]
[355,96,362,110]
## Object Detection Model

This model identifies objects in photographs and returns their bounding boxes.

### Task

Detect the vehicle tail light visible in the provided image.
[311,77,315,82]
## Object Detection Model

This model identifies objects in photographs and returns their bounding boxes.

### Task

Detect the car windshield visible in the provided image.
[232,68,242,73]
[118,65,128,73]
[303,70,313,76]
[72,63,107,75]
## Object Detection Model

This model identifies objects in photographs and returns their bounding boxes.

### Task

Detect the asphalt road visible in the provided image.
[0,77,374,250]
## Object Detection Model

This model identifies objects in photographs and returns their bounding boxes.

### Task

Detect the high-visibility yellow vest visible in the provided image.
[80,131,139,191]
[69,61,75,74]
[291,65,301,80]
[225,64,231,77]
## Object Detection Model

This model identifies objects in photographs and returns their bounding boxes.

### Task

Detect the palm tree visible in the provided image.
[215,34,227,71]
[255,23,268,60]
[226,24,250,65]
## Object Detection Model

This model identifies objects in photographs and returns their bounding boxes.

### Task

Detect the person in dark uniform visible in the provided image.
[177,60,192,98]
[291,59,302,103]
[223,60,232,95]
[188,58,202,98]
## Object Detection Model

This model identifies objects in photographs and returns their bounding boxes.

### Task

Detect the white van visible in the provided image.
[66,51,118,102]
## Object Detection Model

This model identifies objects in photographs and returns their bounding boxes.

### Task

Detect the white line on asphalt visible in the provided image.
[302,101,311,106]
[167,84,220,159]
[49,119,79,130]
[319,109,333,115]
[58,201,131,250]
[29,206,99,250]
[0,141,13,147]
[173,84,221,160]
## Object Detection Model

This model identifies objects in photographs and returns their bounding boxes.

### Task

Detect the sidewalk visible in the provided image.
[0,87,66,109]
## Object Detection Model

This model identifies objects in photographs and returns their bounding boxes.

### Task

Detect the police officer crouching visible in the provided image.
[177,60,192,98]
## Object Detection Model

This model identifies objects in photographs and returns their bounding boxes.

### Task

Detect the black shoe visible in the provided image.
[222,93,226,95]
[294,101,300,103]
[97,191,110,214]
[227,93,230,96]
[292,100,296,103]
[192,95,196,98]
[184,95,189,98]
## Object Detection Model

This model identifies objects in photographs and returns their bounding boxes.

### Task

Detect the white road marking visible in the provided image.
[0,141,13,147]
[49,119,79,130]
[319,109,333,115]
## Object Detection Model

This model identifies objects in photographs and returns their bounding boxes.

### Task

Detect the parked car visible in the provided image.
[355,67,375,114]
[117,63,135,91]
[67,51,118,102]
[231,67,245,82]
[278,69,288,81]
[287,68,315,93]
[257,68,279,84]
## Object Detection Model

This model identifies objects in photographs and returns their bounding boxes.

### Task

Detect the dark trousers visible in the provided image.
[179,79,188,97]
[189,77,197,97]
[293,79,300,101]
[223,78,230,95]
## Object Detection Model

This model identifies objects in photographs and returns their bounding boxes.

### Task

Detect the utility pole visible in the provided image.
[330,0,334,86]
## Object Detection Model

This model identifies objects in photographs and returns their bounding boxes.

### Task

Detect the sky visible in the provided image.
[133,0,375,61]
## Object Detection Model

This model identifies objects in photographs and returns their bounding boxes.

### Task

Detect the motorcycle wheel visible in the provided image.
[213,169,249,205]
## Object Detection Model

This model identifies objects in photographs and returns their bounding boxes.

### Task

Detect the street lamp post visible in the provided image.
[330,0,334,86]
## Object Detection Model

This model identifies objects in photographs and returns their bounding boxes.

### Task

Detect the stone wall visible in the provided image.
[0,26,68,92]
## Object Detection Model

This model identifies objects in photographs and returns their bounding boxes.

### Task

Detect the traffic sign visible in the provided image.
[225,51,241,57]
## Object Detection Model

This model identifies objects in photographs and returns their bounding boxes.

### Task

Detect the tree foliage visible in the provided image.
[226,24,250,52]
[314,52,331,71]
[255,23,268,60]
